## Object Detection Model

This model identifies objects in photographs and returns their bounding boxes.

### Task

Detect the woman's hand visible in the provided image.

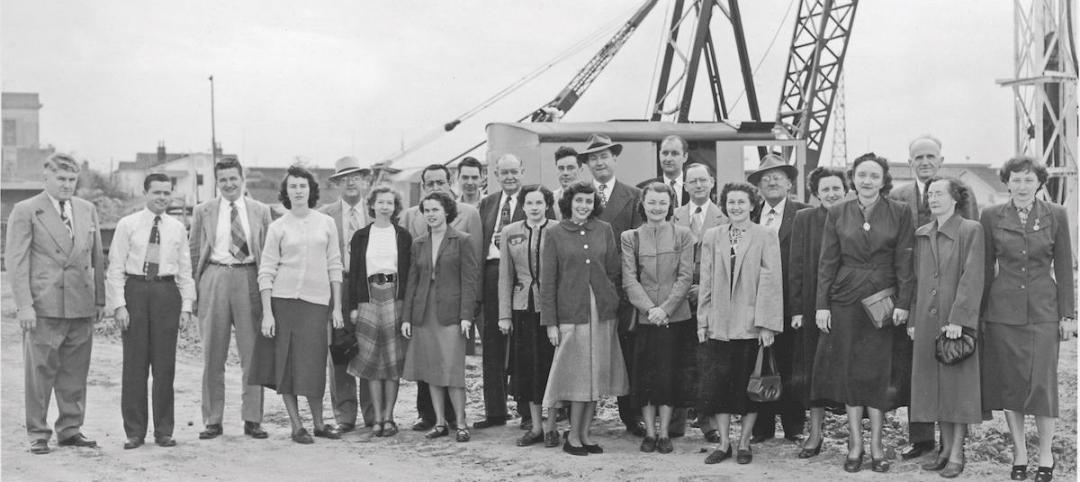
[942,323,961,339]
[460,320,473,338]
[498,319,512,335]
[1060,317,1077,341]
[547,326,559,347]
[893,308,910,326]
[907,327,915,340]
[791,314,804,330]
[688,285,699,305]
[815,309,831,333]
[331,308,344,329]
[759,329,775,347]
[261,313,275,338]
[400,322,412,339]
[349,309,359,324]
[647,307,667,325]
[697,328,707,343]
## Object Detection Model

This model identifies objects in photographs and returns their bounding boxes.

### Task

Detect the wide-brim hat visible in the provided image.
[577,133,623,159]
[329,156,372,179]
[747,153,798,185]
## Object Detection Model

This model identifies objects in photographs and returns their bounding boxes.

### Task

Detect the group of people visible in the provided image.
[6,131,1074,481]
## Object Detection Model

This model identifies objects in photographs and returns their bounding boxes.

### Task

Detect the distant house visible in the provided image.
[2,92,56,181]
[890,162,1009,209]
[114,142,232,202]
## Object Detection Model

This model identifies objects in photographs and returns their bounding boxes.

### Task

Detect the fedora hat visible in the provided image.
[577,133,623,159]
[747,153,798,185]
[329,156,372,180]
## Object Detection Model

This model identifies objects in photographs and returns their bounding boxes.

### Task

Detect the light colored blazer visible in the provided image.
[497,219,551,321]
[697,223,783,340]
[189,196,272,285]
[4,192,105,319]
[621,222,696,324]
[319,200,365,269]
[672,201,727,286]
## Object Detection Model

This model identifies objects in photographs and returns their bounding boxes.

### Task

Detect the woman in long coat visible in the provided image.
[909,177,984,478]
[787,167,847,458]
[813,153,915,473]
[980,156,1075,482]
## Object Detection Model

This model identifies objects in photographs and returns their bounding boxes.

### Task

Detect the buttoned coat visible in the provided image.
[890,182,980,229]
[403,226,479,326]
[751,199,808,321]
[697,223,784,340]
[621,222,696,324]
[5,192,105,319]
[980,199,1075,324]
[596,180,643,242]
[189,197,272,285]
[497,219,551,320]
[539,218,621,326]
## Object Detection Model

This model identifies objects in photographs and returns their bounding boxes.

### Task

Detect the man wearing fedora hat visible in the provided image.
[580,133,647,436]
[747,153,808,444]
[320,156,377,433]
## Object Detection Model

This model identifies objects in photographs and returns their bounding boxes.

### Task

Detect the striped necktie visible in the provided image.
[58,200,73,238]
[230,202,250,261]
[144,215,161,277]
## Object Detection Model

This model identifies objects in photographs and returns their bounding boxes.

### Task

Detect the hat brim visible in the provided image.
[329,167,372,180]
[747,164,798,185]
[577,143,623,159]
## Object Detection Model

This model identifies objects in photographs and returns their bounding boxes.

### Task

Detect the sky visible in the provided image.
[2,0,1019,172]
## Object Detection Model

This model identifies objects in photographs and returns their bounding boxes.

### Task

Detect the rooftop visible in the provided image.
[1,92,42,110]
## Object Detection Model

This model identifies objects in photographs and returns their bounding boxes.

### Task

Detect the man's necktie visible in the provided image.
[691,206,703,236]
[230,202,250,261]
[765,208,778,227]
[495,196,512,247]
[919,181,932,222]
[598,184,608,208]
[58,200,73,238]
[344,207,361,267]
[144,215,161,277]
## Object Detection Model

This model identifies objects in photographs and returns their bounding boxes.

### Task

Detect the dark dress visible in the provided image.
[507,222,555,404]
[811,198,915,411]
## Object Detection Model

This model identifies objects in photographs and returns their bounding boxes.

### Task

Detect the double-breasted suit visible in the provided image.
[5,192,105,442]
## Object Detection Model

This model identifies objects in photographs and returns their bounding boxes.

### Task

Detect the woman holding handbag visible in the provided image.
[908,177,984,478]
[696,182,782,466]
[621,182,696,454]
[812,153,915,473]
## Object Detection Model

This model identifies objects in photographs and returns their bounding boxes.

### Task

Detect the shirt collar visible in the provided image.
[341,198,362,213]
[663,173,684,185]
[221,195,247,211]
[593,178,616,190]
[764,197,787,215]
[45,193,67,214]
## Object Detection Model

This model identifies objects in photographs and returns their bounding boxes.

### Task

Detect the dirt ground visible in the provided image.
[1,272,1075,481]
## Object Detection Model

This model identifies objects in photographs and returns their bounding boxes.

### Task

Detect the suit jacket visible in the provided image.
[890,182,980,228]
[347,223,412,305]
[189,197,272,285]
[697,223,784,340]
[980,200,1075,324]
[497,219,551,320]
[399,202,483,265]
[478,190,556,258]
[597,180,643,243]
[672,201,728,290]
[752,198,808,321]
[636,176,689,205]
[319,200,368,272]
[403,226,479,325]
[5,192,105,319]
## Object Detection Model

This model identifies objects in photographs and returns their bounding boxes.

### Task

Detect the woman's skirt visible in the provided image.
[248,298,330,397]
[790,318,842,410]
[402,280,466,388]
[510,309,555,404]
[697,338,759,416]
[629,320,697,408]
[542,289,629,407]
[349,279,406,380]
[981,321,1059,417]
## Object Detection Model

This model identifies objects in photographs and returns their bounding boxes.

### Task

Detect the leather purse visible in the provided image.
[860,287,896,329]
[329,327,359,365]
[935,327,977,365]
[747,346,782,403]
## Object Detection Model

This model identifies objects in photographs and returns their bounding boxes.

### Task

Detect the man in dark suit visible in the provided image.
[748,153,808,443]
[580,133,645,436]
[6,153,106,454]
[636,134,690,205]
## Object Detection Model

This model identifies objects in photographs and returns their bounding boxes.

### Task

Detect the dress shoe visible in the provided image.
[155,436,176,447]
[1033,463,1055,482]
[57,433,97,448]
[843,453,864,473]
[199,424,223,440]
[381,421,399,437]
[656,437,674,454]
[244,422,268,439]
[749,434,770,444]
[412,419,434,431]
[123,438,144,450]
[472,417,506,429]
[29,439,50,454]
[313,424,341,439]
[900,441,936,460]
[940,461,965,478]
[543,431,560,448]
[871,457,891,473]
[736,448,753,464]
[704,445,732,464]
[338,422,356,433]
[583,443,603,454]
[1011,464,1029,480]
[703,429,721,444]
[520,419,533,432]
[562,440,588,456]
[516,432,544,447]
[625,421,647,437]
[797,440,823,459]
[784,433,802,442]
[640,436,657,453]
[455,427,471,443]
[425,425,449,439]
[922,455,949,471]
[291,428,314,444]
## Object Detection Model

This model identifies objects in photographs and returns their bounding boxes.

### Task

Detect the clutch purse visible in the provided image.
[747,346,782,403]
[860,287,896,329]
[935,327,977,365]
[329,327,359,365]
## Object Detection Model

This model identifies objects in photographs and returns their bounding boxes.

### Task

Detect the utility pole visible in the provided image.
[207,75,217,204]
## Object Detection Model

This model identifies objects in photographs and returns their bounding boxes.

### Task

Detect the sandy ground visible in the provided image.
[1,271,1075,481]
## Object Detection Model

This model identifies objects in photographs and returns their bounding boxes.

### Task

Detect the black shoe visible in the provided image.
[749,434,770,444]
[941,461,965,478]
[57,433,97,448]
[1011,464,1029,481]
[583,443,603,454]
[657,437,674,454]
[472,417,506,429]
[640,436,657,453]
[516,432,544,447]
[244,422,268,439]
[520,419,533,432]
[784,433,802,442]
[455,427,471,443]
[313,424,341,439]
[797,440,823,459]
[922,455,949,471]
[736,448,753,464]
[154,436,176,447]
[1033,463,1055,482]
[381,421,399,437]
[901,441,936,460]
[291,428,314,444]
[29,439,50,455]
[844,452,864,473]
[123,437,144,450]
[338,422,356,433]
[705,445,732,464]
[625,421,647,437]
[871,457,891,473]
[562,440,588,456]
[199,424,223,440]
[543,431,561,448]
[425,425,449,439]
[667,431,685,439]
[703,429,721,444]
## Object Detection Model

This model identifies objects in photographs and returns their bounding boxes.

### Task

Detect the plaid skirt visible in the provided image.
[348,279,406,380]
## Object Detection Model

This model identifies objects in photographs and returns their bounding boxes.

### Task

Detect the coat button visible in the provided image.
[583,244,589,249]
[1020,284,1025,289]
[930,289,937,296]
[930,308,937,314]
[585,259,591,264]
[933,272,939,278]
[580,231,585,235]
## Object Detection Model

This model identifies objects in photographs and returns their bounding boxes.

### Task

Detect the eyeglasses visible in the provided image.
[686,178,712,186]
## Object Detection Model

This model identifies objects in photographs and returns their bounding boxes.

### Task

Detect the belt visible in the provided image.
[369,273,396,284]
[209,261,256,268]
[127,274,175,282]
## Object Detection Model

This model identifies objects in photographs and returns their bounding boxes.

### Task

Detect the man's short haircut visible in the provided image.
[44,153,81,173]
[214,156,244,177]
[684,162,714,178]
[554,146,582,166]
[421,164,452,185]
[660,135,689,153]
[458,157,483,175]
[908,135,943,153]
[143,172,172,192]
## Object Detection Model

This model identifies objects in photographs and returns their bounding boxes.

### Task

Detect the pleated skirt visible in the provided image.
[248,298,330,397]
[542,289,629,407]
[348,280,407,380]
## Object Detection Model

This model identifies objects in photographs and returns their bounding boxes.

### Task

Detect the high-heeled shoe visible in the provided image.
[940,461,965,478]
[797,440,823,459]
[1033,463,1055,482]
[1011,464,1029,481]
[843,452,863,473]
[871,457,890,473]
[922,455,949,471]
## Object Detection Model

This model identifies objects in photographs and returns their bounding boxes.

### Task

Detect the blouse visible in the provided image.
[258,211,343,305]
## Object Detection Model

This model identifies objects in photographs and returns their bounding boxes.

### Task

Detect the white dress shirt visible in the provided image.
[340,198,367,269]
[487,190,518,260]
[106,209,196,312]
[46,193,74,237]
[760,197,787,232]
[663,174,684,198]
[211,196,254,264]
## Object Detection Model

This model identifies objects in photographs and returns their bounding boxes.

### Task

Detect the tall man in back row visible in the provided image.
[636,134,690,205]
[6,153,106,454]
[190,156,273,440]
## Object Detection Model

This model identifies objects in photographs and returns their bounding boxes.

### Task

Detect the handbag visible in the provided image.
[935,327,977,365]
[747,345,782,402]
[860,287,896,329]
[329,326,359,365]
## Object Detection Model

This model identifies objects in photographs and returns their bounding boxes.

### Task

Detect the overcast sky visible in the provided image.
[2,0,1017,172]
